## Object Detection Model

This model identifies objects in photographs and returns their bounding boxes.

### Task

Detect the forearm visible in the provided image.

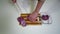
[34,0,45,13]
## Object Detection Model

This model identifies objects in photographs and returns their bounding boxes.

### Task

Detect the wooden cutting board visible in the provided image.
[20,14,42,25]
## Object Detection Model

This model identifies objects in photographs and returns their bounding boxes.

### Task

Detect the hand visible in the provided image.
[27,0,45,22]
[27,12,38,22]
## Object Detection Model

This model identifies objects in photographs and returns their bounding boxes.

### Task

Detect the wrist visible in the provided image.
[33,10,39,14]
[34,8,40,13]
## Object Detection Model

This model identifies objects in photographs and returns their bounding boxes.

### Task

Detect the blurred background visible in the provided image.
[0,0,60,34]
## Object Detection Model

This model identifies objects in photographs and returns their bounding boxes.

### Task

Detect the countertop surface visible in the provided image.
[0,0,60,34]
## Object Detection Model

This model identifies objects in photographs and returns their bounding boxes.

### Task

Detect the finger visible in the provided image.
[31,18,36,22]
[29,17,36,22]
[28,16,32,22]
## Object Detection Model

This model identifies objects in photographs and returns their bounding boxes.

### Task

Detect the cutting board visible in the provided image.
[20,14,42,25]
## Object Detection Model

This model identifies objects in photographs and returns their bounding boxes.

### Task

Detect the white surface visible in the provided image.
[0,0,60,34]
